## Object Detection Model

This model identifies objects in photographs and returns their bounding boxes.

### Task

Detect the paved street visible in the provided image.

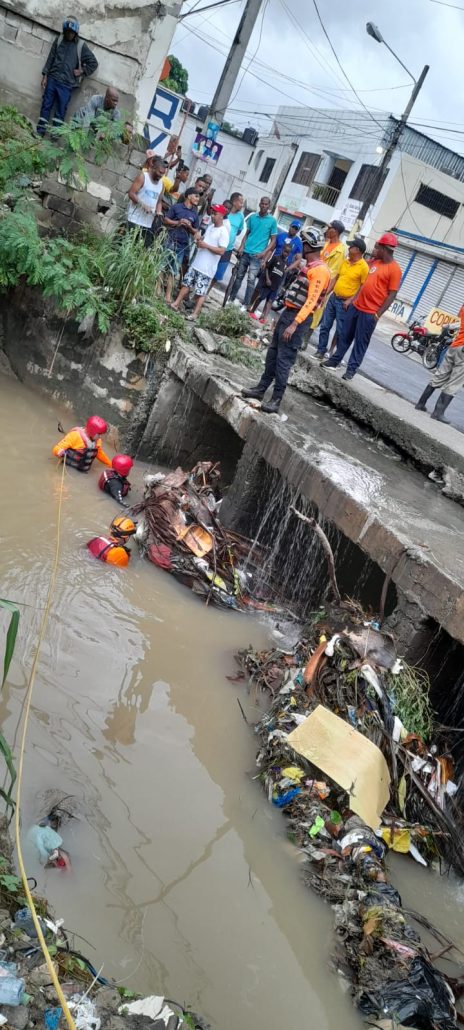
[351,321,464,434]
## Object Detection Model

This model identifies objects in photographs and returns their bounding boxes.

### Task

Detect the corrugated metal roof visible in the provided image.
[390,119,464,183]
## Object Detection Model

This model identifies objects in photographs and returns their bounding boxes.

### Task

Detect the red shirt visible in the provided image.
[354,258,401,314]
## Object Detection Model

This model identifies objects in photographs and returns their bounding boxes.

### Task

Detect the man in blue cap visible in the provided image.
[38,18,98,135]
[274,221,303,265]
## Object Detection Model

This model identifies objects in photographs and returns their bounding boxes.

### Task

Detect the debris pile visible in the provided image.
[135,462,291,615]
[0,819,208,1028]
[236,609,464,1028]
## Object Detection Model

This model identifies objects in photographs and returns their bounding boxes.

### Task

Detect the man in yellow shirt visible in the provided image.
[316,237,369,359]
[321,219,346,285]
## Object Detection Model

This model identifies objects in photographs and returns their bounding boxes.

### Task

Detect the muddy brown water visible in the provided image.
[1,374,464,1029]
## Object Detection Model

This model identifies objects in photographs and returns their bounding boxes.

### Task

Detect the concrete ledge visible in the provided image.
[166,340,464,645]
[294,352,464,480]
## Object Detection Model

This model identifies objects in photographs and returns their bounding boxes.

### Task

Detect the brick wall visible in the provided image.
[34,141,148,234]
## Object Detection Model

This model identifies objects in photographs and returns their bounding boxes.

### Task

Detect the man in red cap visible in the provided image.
[171,205,229,319]
[323,232,401,379]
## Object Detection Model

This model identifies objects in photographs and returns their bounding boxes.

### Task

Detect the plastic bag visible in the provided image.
[358,956,456,1028]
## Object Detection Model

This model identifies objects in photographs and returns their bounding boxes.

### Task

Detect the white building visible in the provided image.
[272,106,464,320]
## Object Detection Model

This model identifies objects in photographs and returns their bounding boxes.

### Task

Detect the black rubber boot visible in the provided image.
[415,383,435,411]
[431,392,453,423]
[261,398,281,414]
[241,385,265,400]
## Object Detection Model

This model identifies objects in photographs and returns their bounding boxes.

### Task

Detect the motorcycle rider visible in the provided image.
[52,415,111,471]
[99,454,133,505]
[241,228,331,413]
[415,308,464,422]
[87,515,137,567]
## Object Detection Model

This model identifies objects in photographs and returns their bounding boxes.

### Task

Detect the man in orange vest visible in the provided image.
[52,416,111,472]
[415,305,464,422]
[87,515,137,567]
[241,228,331,413]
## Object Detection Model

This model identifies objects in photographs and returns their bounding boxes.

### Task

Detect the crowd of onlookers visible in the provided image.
[36,18,463,421]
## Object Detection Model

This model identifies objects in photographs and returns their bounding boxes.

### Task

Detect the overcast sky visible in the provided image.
[171,0,464,153]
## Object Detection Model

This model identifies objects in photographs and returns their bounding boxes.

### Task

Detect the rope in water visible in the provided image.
[14,458,77,1030]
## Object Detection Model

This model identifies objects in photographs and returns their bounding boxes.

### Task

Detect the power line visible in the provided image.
[427,0,464,8]
[309,0,386,132]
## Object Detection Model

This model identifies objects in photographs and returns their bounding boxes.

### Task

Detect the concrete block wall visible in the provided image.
[0,4,135,126]
[34,140,147,235]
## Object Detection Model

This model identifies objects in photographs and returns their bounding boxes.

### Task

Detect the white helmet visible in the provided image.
[301,227,325,249]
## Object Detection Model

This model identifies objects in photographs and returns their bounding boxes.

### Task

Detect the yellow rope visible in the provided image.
[14,459,77,1030]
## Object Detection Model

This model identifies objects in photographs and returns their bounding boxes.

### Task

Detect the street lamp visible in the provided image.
[366,22,417,84]
[359,24,430,220]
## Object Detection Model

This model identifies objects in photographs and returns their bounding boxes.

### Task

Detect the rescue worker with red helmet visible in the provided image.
[87,515,136,567]
[52,416,111,472]
[99,454,133,506]
[323,232,402,379]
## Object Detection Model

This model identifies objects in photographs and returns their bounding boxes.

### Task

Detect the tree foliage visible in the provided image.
[164,55,189,96]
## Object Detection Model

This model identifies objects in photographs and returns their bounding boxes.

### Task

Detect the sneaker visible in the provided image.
[322,358,340,369]
[248,312,259,321]
[261,399,281,414]
[341,372,355,381]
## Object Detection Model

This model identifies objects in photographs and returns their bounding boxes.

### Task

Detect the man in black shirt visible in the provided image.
[38,17,98,135]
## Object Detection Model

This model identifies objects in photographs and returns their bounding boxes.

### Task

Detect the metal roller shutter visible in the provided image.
[395,245,414,273]
[438,266,464,316]
[400,253,435,305]
[413,262,454,318]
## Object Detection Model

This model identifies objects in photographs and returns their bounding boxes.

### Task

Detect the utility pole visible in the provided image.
[359,24,429,223]
[359,65,429,222]
[207,0,264,123]
[190,0,265,187]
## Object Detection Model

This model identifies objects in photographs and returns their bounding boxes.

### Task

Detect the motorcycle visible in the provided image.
[422,323,458,370]
[390,316,429,357]
[391,318,459,370]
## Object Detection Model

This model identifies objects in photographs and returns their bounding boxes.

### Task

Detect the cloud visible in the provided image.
[172,0,464,153]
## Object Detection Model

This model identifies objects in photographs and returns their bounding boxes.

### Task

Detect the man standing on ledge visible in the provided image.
[38,18,98,135]
[229,196,277,308]
[323,232,401,380]
[241,228,330,414]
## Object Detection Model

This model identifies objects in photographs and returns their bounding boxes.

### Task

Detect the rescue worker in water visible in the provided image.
[87,515,137,567]
[98,454,133,505]
[52,416,111,471]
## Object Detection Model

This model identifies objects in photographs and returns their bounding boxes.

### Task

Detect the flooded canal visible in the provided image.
[1,374,464,1029]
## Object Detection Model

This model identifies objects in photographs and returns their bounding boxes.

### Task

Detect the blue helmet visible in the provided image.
[63,17,79,32]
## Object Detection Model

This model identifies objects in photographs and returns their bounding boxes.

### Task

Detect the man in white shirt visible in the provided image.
[171,204,229,320]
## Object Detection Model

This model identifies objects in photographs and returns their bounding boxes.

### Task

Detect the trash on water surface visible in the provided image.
[69,994,101,1030]
[44,1009,63,1030]
[287,704,391,831]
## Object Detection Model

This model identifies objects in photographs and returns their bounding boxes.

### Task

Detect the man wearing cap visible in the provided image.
[38,18,98,135]
[324,232,402,379]
[171,204,229,319]
[322,220,346,286]
[274,221,303,265]
[241,228,331,413]
[316,237,369,359]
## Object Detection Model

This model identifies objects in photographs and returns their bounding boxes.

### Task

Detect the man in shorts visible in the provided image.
[163,187,200,302]
[170,205,229,320]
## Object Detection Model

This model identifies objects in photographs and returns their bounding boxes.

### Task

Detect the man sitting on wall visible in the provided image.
[37,18,98,135]
[73,86,120,127]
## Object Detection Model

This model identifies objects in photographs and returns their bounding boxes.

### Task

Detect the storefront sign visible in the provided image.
[425,307,459,333]
[144,86,182,153]
[389,298,412,323]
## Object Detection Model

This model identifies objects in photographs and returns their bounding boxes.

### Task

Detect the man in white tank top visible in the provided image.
[127,154,165,248]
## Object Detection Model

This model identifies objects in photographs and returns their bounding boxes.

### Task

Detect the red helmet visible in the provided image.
[86,416,108,438]
[376,232,398,248]
[112,454,133,477]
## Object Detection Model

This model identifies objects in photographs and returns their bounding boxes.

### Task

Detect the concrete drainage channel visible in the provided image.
[134,341,464,680]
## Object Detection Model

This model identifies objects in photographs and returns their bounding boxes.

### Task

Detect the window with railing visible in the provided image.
[310,182,340,207]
